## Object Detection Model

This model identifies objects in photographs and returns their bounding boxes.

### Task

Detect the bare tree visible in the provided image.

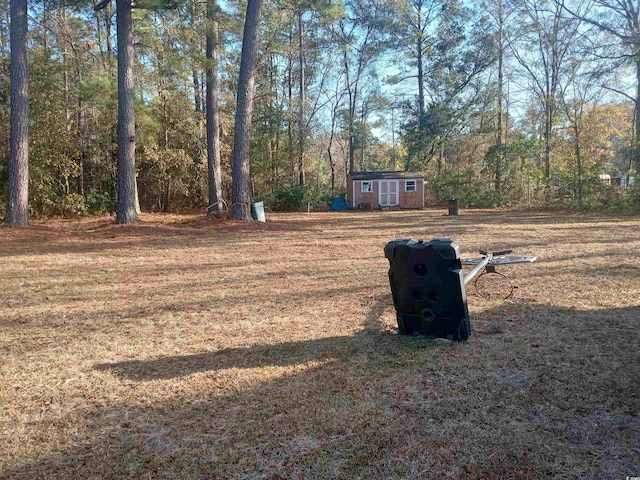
[507,0,581,179]
[495,0,505,147]
[230,0,263,221]
[561,0,640,175]
[331,0,392,173]
[206,0,224,215]
[396,0,443,130]
[325,67,346,195]
[486,0,516,193]
[558,44,608,208]
[297,11,306,185]
[5,0,29,226]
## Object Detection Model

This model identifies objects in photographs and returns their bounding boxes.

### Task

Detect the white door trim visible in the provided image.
[379,180,399,206]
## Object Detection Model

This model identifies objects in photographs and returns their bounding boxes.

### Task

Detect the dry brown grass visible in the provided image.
[0,209,638,479]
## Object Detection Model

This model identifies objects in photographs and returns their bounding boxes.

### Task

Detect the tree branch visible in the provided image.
[94,0,111,11]
[603,84,637,103]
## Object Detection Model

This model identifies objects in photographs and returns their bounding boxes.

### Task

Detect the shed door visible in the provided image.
[379,180,399,206]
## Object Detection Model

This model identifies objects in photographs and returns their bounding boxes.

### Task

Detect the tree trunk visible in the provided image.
[164,174,171,212]
[573,118,582,208]
[544,101,551,179]
[190,0,202,113]
[63,51,71,132]
[341,38,362,174]
[328,107,337,196]
[297,11,306,186]
[0,7,7,56]
[545,9,561,182]
[267,54,280,193]
[193,71,202,113]
[105,3,114,74]
[635,59,640,175]
[94,0,107,71]
[494,0,504,195]
[76,55,85,196]
[339,43,355,174]
[230,0,263,221]
[287,30,295,182]
[417,36,425,128]
[496,0,504,147]
[416,2,425,131]
[328,148,335,196]
[116,0,139,224]
[495,149,502,195]
[206,0,223,215]
[5,0,29,226]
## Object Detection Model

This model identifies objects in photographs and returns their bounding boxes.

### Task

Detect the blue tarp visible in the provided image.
[329,197,350,211]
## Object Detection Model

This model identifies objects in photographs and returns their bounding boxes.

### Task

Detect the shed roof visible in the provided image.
[349,171,424,180]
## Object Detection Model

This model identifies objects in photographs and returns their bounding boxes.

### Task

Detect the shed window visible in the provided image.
[361,181,373,193]
[405,180,417,192]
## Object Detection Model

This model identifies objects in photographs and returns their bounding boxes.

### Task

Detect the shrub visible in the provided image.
[59,193,88,217]
[427,169,494,208]
[303,183,334,210]
[138,146,194,212]
[266,183,335,211]
[269,185,306,211]
[85,191,116,214]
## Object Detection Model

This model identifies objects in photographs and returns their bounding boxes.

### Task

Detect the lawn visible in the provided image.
[1,209,639,479]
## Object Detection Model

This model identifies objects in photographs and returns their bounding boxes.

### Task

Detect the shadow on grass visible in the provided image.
[95,333,388,381]
[3,301,640,480]
[95,294,396,382]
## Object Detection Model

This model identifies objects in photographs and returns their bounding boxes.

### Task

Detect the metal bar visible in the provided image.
[464,255,491,285]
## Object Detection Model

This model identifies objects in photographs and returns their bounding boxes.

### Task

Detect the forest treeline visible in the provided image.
[2,0,640,223]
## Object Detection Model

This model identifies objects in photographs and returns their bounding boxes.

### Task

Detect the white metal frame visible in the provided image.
[405,179,417,192]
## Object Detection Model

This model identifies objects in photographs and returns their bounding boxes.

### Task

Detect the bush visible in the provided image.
[303,183,334,210]
[59,193,88,217]
[269,185,306,211]
[266,183,335,212]
[427,169,495,208]
[593,184,640,213]
[85,191,116,214]
[138,146,194,212]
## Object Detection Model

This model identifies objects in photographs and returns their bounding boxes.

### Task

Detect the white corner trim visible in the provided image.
[352,180,356,208]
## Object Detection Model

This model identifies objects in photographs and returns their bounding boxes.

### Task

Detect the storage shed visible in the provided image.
[347,171,425,210]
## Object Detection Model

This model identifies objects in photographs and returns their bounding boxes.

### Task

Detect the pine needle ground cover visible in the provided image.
[1,209,638,479]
